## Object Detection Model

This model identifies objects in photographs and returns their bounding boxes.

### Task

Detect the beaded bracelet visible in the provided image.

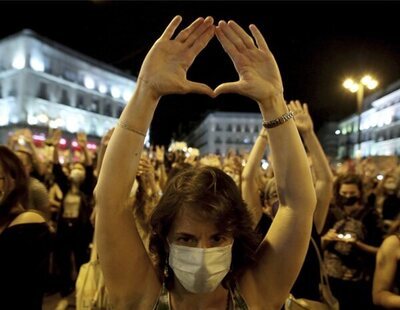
[117,121,146,137]
[262,111,294,129]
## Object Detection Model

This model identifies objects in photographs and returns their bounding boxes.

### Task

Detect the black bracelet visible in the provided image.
[262,111,294,129]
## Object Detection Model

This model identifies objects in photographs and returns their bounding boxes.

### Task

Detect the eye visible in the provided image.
[211,234,227,244]
[176,236,196,246]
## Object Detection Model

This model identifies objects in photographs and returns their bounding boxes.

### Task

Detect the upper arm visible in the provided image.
[240,204,314,307]
[373,236,399,296]
[241,177,263,229]
[313,180,333,234]
[95,202,161,307]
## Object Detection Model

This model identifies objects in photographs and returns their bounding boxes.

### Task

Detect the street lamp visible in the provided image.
[342,75,378,157]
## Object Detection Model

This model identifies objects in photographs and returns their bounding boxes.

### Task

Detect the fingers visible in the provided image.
[215,21,238,57]
[217,20,246,53]
[190,20,215,56]
[214,81,241,97]
[185,81,215,98]
[227,20,255,50]
[249,24,270,52]
[175,17,205,42]
[160,15,183,40]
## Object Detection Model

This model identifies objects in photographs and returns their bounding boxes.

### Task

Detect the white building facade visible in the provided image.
[0,29,142,148]
[337,80,400,158]
[185,111,263,156]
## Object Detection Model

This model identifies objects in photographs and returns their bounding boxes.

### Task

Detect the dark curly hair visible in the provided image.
[149,166,259,290]
[0,145,29,224]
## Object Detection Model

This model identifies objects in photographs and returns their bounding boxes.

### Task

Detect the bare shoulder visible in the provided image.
[9,211,46,227]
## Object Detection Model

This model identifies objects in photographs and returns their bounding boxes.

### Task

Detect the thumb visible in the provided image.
[185,80,215,98]
[214,81,241,97]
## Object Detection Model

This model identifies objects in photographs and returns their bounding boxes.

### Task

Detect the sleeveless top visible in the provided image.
[152,281,248,310]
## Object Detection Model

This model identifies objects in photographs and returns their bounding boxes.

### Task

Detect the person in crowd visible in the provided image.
[8,129,51,220]
[49,130,95,309]
[0,145,51,309]
[373,233,400,308]
[322,173,384,309]
[95,16,316,309]
[242,100,334,302]
[376,173,400,232]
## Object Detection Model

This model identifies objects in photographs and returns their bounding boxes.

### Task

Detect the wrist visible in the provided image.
[258,94,287,121]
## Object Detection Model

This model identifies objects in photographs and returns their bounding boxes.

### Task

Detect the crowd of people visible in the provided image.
[1,16,400,310]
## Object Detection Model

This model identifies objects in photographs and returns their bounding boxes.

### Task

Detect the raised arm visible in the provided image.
[289,100,334,234]
[373,235,400,308]
[241,127,269,228]
[215,20,316,308]
[95,16,215,309]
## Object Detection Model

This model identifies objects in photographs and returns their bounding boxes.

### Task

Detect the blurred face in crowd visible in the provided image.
[264,180,279,218]
[339,183,361,213]
[15,150,33,176]
[223,165,240,187]
[383,176,398,195]
[69,163,86,185]
[0,163,14,205]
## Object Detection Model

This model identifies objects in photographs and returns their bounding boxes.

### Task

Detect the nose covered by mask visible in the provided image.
[70,169,85,184]
[168,243,233,294]
[339,195,359,206]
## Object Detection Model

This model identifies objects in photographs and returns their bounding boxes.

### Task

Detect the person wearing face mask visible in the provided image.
[322,173,384,310]
[0,145,51,309]
[47,130,95,309]
[95,16,316,309]
[376,174,400,231]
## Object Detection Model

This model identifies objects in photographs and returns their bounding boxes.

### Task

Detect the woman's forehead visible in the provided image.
[170,207,218,234]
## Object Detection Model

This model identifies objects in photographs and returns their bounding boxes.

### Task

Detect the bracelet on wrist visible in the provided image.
[262,111,294,129]
[117,121,146,137]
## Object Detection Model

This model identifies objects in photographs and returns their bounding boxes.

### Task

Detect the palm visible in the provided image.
[215,21,283,103]
[294,113,313,133]
[138,16,214,98]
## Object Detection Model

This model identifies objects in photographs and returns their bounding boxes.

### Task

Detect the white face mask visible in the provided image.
[168,243,233,294]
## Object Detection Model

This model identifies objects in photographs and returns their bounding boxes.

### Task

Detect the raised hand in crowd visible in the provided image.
[289,100,334,234]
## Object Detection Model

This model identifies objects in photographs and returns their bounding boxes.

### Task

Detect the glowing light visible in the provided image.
[37,114,49,123]
[123,89,133,102]
[367,80,378,90]
[87,143,97,150]
[71,141,78,147]
[111,86,121,98]
[343,79,354,89]
[12,54,25,69]
[32,135,45,141]
[30,56,45,72]
[261,160,269,170]
[59,138,67,146]
[335,130,341,135]
[98,83,108,94]
[84,76,95,90]
[349,84,359,93]
[377,174,384,181]
[361,75,372,85]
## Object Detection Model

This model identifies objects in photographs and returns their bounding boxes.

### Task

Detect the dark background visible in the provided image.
[1,1,400,146]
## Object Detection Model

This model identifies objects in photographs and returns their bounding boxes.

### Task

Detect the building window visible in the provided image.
[226,137,232,144]
[77,95,85,110]
[245,125,250,132]
[216,148,221,155]
[215,136,222,144]
[60,89,70,106]
[117,106,124,117]
[63,69,77,82]
[0,83,3,98]
[227,124,232,132]
[254,125,259,132]
[104,102,113,117]
[236,125,241,132]
[216,124,222,131]
[90,98,99,113]
[37,82,48,100]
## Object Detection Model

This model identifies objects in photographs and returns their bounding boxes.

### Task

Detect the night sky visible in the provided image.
[1,1,400,146]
